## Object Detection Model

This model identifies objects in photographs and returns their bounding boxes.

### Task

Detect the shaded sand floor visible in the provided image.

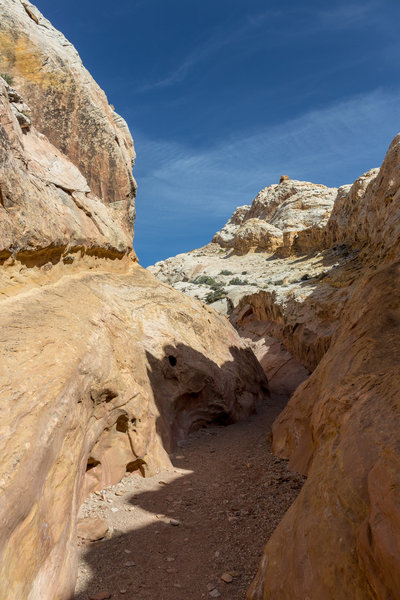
[75,396,304,600]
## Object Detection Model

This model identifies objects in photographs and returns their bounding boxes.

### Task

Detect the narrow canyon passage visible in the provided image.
[75,396,305,600]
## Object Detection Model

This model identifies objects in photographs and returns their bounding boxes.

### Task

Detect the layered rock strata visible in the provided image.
[0,0,136,236]
[0,4,268,599]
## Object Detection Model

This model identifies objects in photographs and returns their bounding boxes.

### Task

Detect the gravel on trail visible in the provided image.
[75,396,305,600]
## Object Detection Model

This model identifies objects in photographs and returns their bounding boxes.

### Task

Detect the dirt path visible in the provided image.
[74,396,304,600]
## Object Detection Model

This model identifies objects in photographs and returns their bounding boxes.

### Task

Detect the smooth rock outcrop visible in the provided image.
[212,180,337,254]
[234,219,284,253]
[0,265,267,600]
[213,204,250,247]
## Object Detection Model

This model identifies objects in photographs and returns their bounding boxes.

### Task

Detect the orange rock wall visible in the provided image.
[249,135,400,600]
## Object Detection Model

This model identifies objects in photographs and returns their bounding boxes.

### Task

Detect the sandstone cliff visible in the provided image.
[0,3,268,599]
[150,141,400,599]
[0,0,136,237]
[149,179,347,396]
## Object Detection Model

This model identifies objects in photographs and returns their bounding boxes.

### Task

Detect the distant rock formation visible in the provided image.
[0,3,268,599]
[149,179,343,394]
[150,137,400,599]
[213,179,337,255]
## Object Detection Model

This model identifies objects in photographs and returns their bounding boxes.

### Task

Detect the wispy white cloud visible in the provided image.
[135,2,381,94]
[315,2,378,29]
[135,9,275,93]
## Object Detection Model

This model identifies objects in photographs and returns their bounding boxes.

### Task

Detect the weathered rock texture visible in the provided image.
[0,4,268,599]
[0,266,266,600]
[0,78,131,264]
[213,180,337,254]
[0,0,136,236]
[150,136,400,599]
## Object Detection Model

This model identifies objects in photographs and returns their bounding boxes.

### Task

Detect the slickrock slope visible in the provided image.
[0,0,136,236]
[0,5,268,599]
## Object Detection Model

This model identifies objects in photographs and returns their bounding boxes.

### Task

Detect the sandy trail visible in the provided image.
[74,396,304,600]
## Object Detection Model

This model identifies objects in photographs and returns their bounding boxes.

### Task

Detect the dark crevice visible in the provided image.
[168,355,177,366]
[86,457,100,472]
[115,415,129,433]
[22,3,39,24]
[126,458,146,476]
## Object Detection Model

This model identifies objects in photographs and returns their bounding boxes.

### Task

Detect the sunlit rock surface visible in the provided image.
[0,0,136,236]
[249,135,400,600]
[148,178,348,395]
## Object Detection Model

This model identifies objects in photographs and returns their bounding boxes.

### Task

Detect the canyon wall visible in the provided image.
[0,3,268,599]
[248,135,400,600]
[149,179,349,395]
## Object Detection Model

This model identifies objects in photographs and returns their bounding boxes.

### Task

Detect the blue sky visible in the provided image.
[34,0,400,266]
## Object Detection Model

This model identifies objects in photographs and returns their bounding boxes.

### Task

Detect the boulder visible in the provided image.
[234,219,284,253]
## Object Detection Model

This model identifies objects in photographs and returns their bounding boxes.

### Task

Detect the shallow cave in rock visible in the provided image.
[86,457,101,472]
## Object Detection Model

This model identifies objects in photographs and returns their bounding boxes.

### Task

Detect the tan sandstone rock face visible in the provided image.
[0,265,267,600]
[0,78,132,263]
[213,179,337,254]
[149,179,346,396]
[234,219,284,253]
[0,0,136,236]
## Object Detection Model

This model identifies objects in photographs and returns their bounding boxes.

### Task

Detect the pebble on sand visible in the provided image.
[89,592,111,600]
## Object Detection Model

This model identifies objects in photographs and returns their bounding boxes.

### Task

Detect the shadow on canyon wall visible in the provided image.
[73,342,274,599]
